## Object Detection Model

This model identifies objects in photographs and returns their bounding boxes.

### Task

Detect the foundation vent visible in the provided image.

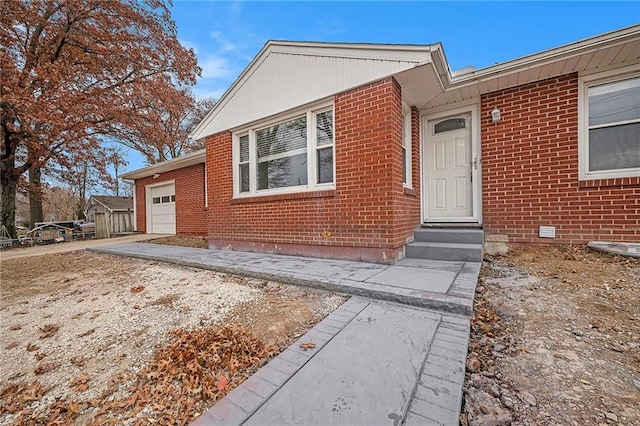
[539,226,556,238]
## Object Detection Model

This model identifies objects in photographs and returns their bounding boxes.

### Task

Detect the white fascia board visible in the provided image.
[121,150,205,180]
[268,40,433,61]
[446,24,640,89]
[190,41,273,141]
[190,40,435,141]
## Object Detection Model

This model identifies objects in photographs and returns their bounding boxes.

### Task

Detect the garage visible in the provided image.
[148,183,176,234]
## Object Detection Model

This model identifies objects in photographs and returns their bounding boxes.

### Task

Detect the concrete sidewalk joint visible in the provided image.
[87,242,479,426]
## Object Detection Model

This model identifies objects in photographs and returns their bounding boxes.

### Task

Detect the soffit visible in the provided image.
[424,25,640,109]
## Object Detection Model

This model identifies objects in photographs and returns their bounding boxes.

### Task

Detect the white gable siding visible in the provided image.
[199,51,426,136]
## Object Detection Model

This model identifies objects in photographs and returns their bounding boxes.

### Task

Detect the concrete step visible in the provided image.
[414,228,484,244]
[406,241,483,262]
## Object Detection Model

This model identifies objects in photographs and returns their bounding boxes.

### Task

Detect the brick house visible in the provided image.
[123,25,640,263]
[122,150,207,236]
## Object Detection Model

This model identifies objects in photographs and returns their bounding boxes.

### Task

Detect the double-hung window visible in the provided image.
[235,106,335,196]
[579,70,640,180]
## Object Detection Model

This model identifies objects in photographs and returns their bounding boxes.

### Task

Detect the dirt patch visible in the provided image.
[147,235,209,249]
[462,245,640,425]
[0,251,346,424]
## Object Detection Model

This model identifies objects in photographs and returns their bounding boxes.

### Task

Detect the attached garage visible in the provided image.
[121,150,208,237]
[148,182,176,234]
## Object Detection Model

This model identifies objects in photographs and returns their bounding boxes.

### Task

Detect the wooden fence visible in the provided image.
[95,211,134,239]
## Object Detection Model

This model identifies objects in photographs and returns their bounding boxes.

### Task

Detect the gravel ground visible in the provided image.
[462,245,640,426]
[1,251,346,424]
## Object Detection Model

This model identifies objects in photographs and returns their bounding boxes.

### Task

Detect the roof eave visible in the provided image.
[121,150,206,180]
[448,24,640,87]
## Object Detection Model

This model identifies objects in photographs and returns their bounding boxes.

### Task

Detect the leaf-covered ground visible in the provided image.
[1,250,346,425]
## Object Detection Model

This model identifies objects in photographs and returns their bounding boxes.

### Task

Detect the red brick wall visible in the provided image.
[205,77,421,263]
[134,163,207,236]
[481,73,640,244]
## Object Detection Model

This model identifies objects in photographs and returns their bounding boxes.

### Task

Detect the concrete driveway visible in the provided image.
[0,233,162,261]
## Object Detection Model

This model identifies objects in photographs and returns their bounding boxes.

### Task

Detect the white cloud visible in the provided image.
[199,56,235,80]
[192,86,227,101]
[210,31,238,53]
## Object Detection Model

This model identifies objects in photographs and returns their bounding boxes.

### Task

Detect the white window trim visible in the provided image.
[402,102,412,189]
[578,65,640,181]
[204,165,208,208]
[233,102,336,197]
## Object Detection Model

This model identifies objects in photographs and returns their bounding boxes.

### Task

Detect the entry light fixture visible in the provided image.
[491,107,501,123]
[153,173,160,179]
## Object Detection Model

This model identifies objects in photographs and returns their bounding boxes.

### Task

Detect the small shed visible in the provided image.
[86,195,134,238]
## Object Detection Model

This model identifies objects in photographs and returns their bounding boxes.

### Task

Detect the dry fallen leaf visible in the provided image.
[70,356,86,367]
[4,342,19,350]
[89,324,278,424]
[39,323,60,339]
[217,377,229,391]
[26,343,39,352]
[78,328,95,337]
[130,285,145,294]
[300,342,317,350]
[70,374,90,392]
[34,362,61,375]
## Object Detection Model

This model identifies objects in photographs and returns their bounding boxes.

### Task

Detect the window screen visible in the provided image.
[256,117,308,190]
[588,76,640,172]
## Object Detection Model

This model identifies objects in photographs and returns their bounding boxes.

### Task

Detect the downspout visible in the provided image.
[131,181,137,232]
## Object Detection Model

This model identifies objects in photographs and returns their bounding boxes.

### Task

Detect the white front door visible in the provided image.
[425,115,474,220]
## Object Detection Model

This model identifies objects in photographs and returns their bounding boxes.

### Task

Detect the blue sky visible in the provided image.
[122,1,639,173]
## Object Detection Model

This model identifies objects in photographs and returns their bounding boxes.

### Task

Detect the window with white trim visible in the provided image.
[402,105,412,187]
[580,71,640,180]
[234,107,334,196]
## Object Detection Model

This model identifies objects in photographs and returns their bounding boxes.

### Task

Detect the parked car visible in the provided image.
[18,235,33,247]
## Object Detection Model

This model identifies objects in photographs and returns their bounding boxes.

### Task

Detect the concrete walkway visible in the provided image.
[89,243,480,425]
[90,242,479,316]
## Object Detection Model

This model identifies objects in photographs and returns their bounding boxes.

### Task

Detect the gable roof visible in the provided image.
[27,223,74,235]
[90,195,133,211]
[191,41,438,140]
[192,25,640,141]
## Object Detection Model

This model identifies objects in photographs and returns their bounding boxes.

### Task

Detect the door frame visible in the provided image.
[421,102,482,224]
[145,180,176,234]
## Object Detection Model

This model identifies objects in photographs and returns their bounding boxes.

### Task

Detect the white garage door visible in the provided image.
[149,183,176,234]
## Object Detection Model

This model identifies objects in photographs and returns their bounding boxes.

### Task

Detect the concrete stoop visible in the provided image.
[406,227,484,262]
